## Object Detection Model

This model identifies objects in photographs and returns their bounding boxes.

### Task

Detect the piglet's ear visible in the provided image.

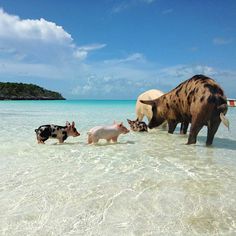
[72,121,75,127]
[127,119,131,124]
[66,121,70,126]
[118,122,123,127]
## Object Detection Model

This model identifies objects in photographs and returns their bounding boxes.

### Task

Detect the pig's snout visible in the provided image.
[123,128,130,134]
[71,127,80,137]
[73,132,80,137]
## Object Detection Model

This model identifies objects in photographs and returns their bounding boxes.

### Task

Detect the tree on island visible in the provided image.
[0,82,65,100]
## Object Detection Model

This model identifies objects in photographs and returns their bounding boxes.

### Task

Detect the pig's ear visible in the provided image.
[66,121,70,126]
[140,99,155,106]
[118,122,123,127]
[72,121,75,127]
[127,119,131,124]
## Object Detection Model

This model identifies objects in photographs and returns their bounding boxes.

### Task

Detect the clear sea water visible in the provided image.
[0,100,236,235]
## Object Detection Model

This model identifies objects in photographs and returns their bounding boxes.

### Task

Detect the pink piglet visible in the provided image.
[87,121,129,144]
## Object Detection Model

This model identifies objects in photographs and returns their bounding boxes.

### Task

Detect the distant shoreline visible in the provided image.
[0,98,65,100]
[0,82,65,100]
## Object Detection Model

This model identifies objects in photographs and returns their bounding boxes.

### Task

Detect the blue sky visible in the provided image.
[0,0,235,99]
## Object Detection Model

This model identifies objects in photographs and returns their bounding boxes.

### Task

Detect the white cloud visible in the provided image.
[112,0,156,13]
[159,65,215,80]
[140,0,156,4]
[162,9,173,15]
[0,8,72,44]
[73,50,88,61]
[70,61,236,99]
[0,59,79,79]
[77,44,107,52]
[35,63,236,99]
[123,53,146,62]
[104,53,146,64]
[0,8,105,64]
[189,47,198,52]
[112,3,130,13]
[74,44,106,60]
[71,73,137,99]
[213,37,233,45]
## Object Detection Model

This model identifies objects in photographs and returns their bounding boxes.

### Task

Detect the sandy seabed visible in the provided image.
[0,101,236,235]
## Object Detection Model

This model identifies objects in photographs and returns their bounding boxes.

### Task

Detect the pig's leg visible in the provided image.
[168,120,178,134]
[106,138,112,143]
[38,140,45,144]
[187,116,204,144]
[206,117,221,146]
[180,121,189,134]
[37,138,42,144]
[161,121,168,130]
[88,135,93,144]
[92,136,99,144]
[58,138,64,144]
[37,136,47,144]
[111,137,118,143]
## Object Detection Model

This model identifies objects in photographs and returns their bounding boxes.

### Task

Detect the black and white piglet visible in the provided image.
[127,119,148,132]
[35,121,80,144]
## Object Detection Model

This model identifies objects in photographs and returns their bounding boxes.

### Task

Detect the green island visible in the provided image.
[0,82,65,100]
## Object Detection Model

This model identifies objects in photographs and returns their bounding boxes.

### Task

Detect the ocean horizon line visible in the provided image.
[0,99,137,102]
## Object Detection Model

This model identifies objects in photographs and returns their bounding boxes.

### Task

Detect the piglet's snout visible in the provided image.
[70,127,80,137]
[122,127,130,134]
[73,131,80,137]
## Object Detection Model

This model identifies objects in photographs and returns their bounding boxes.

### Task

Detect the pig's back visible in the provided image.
[136,89,164,121]
[88,125,118,138]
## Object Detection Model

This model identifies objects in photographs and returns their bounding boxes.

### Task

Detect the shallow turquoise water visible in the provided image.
[0,100,236,235]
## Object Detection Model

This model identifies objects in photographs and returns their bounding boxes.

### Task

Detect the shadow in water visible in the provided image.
[51,141,81,145]
[198,136,236,150]
[49,140,136,146]
[89,140,136,146]
[121,140,135,144]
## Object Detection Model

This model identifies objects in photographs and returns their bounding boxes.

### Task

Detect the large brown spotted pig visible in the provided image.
[141,74,229,145]
[35,121,80,144]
